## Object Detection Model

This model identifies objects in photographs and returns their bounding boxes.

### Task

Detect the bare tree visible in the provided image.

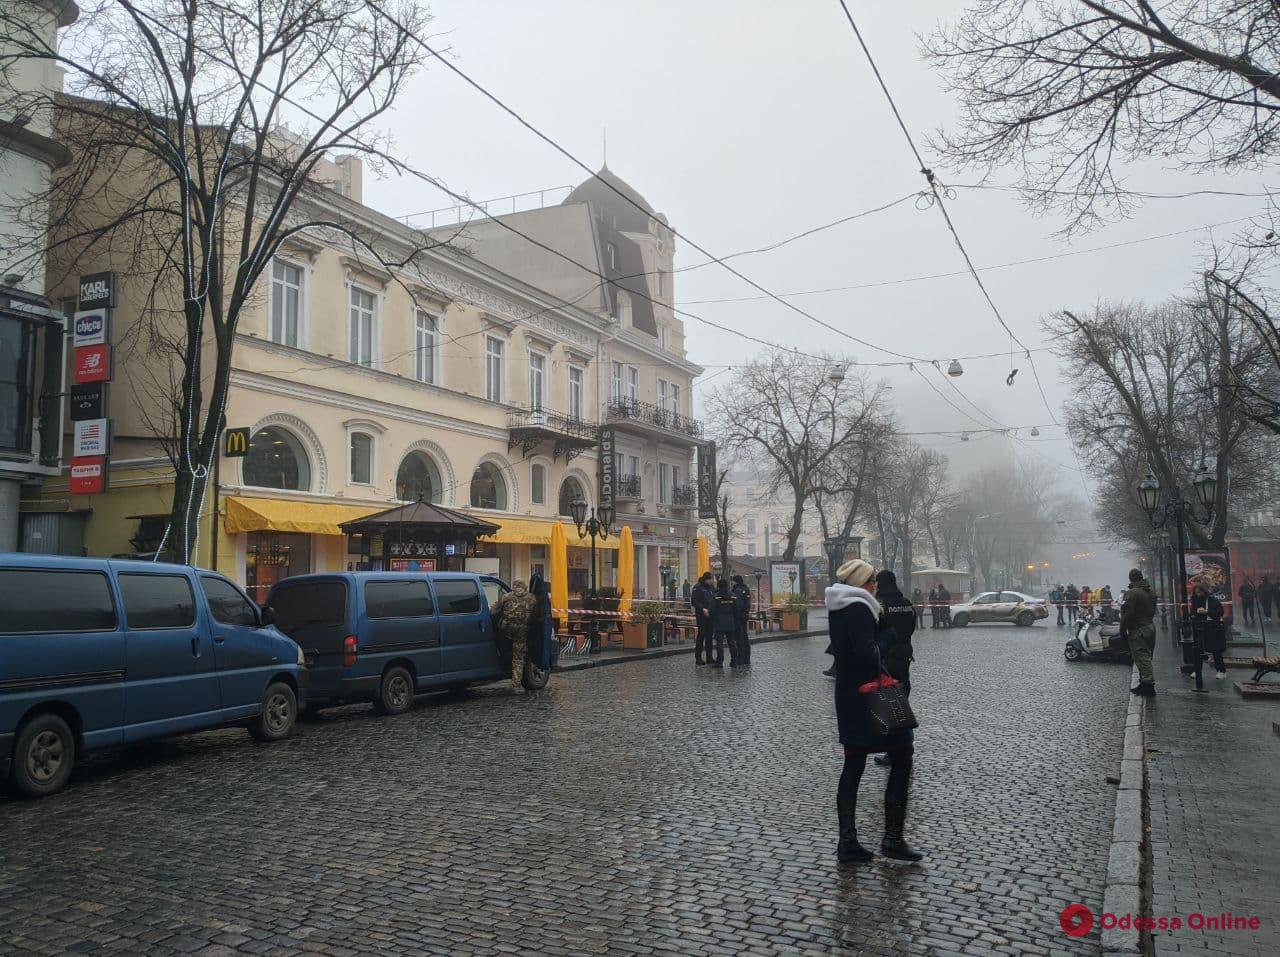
[877,445,950,594]
[706,353,889,561]
[0,0,442,563]
[961,458,1059,590]
[926,1,1280,231]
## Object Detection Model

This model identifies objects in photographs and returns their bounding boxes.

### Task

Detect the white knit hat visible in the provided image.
[835,558,875,587]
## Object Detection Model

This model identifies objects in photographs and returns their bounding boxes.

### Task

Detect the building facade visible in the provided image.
[30,151,703,599]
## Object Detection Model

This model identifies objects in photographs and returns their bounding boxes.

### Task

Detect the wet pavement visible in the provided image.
[1,621,1129,955]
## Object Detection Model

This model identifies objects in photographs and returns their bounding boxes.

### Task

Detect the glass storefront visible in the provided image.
[246,532,312,602]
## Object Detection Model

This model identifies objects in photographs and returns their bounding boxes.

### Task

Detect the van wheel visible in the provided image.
[11,714,76,798]
[376,666,414,715]
[522,659,550,691]
[249,682,297,742]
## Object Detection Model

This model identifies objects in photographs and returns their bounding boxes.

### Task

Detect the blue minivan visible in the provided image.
[0,555,306,798]
[266,572,554,713]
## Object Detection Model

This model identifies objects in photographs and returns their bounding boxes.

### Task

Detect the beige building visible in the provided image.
[32,150,703,601]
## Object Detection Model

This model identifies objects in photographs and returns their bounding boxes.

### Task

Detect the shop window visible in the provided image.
[243,426,311,491]
[396,451,442,503]
[246,532,312,604]
[470,461,508,510]
[0,313,35,453]
[558,476,586,517]
[531,464,546,504]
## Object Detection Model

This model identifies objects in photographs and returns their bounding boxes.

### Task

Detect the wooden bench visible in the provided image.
[1251,655,1280,683]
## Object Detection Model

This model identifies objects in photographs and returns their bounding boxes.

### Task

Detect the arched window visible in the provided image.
[396,451,442,503]
[558,476,586,517]
[244,426,311,491]
[470,462,508,510]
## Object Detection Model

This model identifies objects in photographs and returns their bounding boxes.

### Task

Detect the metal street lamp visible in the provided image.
[947,359,964,377]
[754,570,764,619]
[1136,464,1219,691]
[571,495,612,653]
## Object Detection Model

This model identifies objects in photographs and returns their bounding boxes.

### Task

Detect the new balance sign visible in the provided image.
[70,456,108,495]
[74,344,111,384]
[72,309,109,347]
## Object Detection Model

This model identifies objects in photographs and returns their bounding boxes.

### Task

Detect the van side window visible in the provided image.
[200,576,259,626]
[118,574,196,629]
[434,579,481,615]
[271,582,347,635]
[365,580,434,619]
[0,569,117,633]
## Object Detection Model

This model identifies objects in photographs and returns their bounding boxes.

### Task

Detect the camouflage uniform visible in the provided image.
[1121,577,1157,687]
[494,580,536,688]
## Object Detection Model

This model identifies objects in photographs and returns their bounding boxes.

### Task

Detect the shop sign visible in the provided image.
[697,441,717,519]
[73,418,111,457]
[370,535,384,559]
[77,272,117,310]
[72,309,109,347]
[69,456,108,494]
[74,344,111,384]
[69,383,107,421]
[223,427,251,457]
[389,541,436,557]
[598,426,615,511]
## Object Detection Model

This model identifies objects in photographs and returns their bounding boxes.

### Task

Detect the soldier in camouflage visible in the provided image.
[1121,568,1157,697]
[493,580,537,689]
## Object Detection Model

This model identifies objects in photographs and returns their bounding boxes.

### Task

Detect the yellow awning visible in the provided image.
[224,496,381,537]
[481,515,618,550]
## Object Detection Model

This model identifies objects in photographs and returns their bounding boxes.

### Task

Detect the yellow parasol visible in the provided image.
[617,524,634,614]
[550,520,569,619]
[696,535,711,578]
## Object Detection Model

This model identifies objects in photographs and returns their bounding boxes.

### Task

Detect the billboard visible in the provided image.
[769,560,802,603]
[1183,550,1232,622]
[69,456,108,495]
[598,425,615,512]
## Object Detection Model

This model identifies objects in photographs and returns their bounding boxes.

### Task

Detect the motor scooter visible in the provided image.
[1064,608,1131,663]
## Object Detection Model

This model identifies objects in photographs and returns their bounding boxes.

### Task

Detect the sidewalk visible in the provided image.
[1145,625,1280,956]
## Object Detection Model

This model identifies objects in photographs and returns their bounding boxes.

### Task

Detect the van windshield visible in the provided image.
[271,581,347,644]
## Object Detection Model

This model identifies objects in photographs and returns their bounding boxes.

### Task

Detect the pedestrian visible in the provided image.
[1050,583,1065,626]
[1101,585,1114,618]
[1259,575,1275,622]
[711,578,739,668]
[1120,569,1157,697]
[1080,585,1093,619]
[692,571,715,665]
[936,583,952,628]
[1239,580,1257,627]
[825,558,922,863]
[872,570,916,769]
[927,586,939,629]
[682,578,692,608]
[1190,582,1227,679]
[492,579,537,690]
[731,574,752,665]
[1066,584,1080,625]
[911,587,925,629]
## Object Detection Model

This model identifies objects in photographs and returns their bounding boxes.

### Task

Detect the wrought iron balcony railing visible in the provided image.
[671,485,698,508]
[616,474,642,499]
[606,398,703,439]
[507,406,597,461]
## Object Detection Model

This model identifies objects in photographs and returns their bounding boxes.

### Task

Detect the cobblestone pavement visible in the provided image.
[1146,628,1280,957]
[1,623,1128,956]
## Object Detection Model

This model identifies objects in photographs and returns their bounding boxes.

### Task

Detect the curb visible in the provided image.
[553,627,827,673]
[1101,664,1152,956]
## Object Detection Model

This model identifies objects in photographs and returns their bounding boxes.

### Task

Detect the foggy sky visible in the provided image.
[358,1,1272,587]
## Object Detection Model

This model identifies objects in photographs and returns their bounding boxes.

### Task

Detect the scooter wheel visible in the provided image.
[1064,643,1083,661]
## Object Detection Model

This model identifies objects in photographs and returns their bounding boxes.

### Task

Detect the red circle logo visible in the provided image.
[1060,903,1094,938]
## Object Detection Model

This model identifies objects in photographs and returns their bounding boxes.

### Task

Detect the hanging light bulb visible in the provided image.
[947,359,964,377]
[960,432,970,442]
[1030,426,1040,437]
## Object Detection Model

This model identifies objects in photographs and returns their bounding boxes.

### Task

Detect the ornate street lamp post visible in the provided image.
[571,496,614,653]
[1136,463,1219,692]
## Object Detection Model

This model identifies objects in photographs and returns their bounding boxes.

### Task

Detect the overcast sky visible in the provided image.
[360,0,1273,585]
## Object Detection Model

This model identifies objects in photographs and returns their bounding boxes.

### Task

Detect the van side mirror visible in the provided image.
[260,606,276,627]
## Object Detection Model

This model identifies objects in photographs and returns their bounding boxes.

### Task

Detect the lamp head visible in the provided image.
[599,504,615,531]
[1193,461,1218,512]
[1136,472,1161,515]
[947,359,964,377]
[569,496,588,529]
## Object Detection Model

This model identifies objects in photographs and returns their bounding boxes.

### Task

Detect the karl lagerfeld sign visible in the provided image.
[77,272,116,311]
[598,426,616,511]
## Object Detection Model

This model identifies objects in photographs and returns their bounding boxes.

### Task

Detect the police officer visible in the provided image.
[731,575,752,665]
[692,571,715,665]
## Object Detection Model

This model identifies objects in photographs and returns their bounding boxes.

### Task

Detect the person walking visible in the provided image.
[1239,581,1257,627]
[927,586,939,629]
[1065,584,1080,625]
[492,579,537,690]
[1120,569,1157,697]
[1259,575,1275,623]
[1050,584,1065,625]
[1100,585,1114,618]
[692,571,715,665]
[935,583,951,628]
[711,579,739,668]
[911,588,925,629]
[1190,582,1227,678]
[825,559,922,863]
[731,575,752,665]
[871,569,916,769]
[1079,586,1092,619]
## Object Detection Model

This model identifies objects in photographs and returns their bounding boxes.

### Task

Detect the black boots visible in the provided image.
[836,790,873,863]
[880,756,924,862]
[1130,682,1156,697]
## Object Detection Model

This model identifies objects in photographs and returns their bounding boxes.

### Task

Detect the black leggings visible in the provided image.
[839,743,914,830]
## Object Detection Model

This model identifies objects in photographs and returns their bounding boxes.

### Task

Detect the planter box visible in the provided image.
[621,621,664,650]
[781,611,803,631]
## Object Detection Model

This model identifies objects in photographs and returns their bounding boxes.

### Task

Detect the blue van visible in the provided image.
[265,572,554,713]
[0,555,306,798]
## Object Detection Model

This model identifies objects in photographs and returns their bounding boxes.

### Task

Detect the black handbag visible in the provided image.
[859,645,918,735]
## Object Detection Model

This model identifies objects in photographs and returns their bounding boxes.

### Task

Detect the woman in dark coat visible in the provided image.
[826,559,921,864]
[711,579,739,668]
[1190,582,1227,678]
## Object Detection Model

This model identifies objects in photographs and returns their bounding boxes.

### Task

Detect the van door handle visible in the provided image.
[214,635,226,644]
[191,636,200,658]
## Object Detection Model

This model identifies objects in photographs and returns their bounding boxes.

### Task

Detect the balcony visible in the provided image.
[507,407,597,462]
[616,474,643,500]
[671,485,698,510]
[606,398,703,443]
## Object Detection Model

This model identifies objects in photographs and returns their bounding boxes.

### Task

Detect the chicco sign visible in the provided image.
[73,309,108,348]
